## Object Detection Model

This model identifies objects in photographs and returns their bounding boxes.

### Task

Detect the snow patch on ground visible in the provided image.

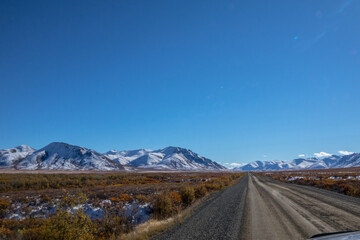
[5,199,152,225]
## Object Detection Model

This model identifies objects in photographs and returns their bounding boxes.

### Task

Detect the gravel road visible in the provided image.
[154,173,360,240]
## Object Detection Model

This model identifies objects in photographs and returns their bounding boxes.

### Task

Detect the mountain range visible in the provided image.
[2,142,360,172]
[104,147,226,170]
[233,154,360,171]
[0,142,225,171]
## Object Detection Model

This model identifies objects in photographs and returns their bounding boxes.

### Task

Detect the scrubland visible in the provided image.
[0,172,244,240]
[262,167,360,198]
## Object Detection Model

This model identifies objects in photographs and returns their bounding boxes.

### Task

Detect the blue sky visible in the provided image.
[1,0,360,166]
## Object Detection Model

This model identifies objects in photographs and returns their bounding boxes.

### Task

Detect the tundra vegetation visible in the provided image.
[262,167,360,198]
[0,172,244,239]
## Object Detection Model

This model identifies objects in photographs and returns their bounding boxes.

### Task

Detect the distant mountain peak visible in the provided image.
[16,145,35,151]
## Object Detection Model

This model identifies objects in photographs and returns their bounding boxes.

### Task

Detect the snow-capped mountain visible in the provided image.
[234,153,360,171]
[0,145,35,168]
[290,158,318,169]
[16,142,124,171]
[331,153,360,168]
[104,149,152,165]
[104,146,226,170]
[237,160,293,171]
[1,143,224,171]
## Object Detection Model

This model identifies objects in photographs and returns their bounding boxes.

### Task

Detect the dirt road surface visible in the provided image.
[154,173,360,240]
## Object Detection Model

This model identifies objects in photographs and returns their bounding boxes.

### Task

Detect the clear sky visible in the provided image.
[1,0,360,166]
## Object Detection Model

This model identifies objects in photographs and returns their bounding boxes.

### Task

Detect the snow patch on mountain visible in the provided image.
[0,145,35,168]
[104,149,152,165]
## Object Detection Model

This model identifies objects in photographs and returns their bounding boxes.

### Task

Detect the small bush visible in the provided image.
[194,184,208,199]
[135,194,150,204]
[119,193,134,203]
[169,191,182,205]
[97,208,130,238]
[0,226,13,239]
[0,198,10,218]
[29,210,96,240]
[180,186,195,205]
[110,197,120,203]
[153,193,173,219]
[20,191,97,240]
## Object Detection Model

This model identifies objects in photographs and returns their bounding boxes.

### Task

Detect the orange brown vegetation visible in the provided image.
[0,172,244,239]
[261,168,360,198]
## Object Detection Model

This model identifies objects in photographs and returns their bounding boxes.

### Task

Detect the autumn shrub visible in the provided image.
[180,186,195,205]
[39,194,51,203]
[205,180,223,191]
[135,194,151,204]
[96,207,131,239]
[60,190,87,207]
[33,191,94,239]
[194,184,208,198]
[347,185,359,197]
[0,225,13,239]
[153,193,173,219]
[220,176,230,186]
[169,191,182,205]
[110,197,120,203]
[25,210,96,240]
[0,198,10,218]
[119,193,134,203]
